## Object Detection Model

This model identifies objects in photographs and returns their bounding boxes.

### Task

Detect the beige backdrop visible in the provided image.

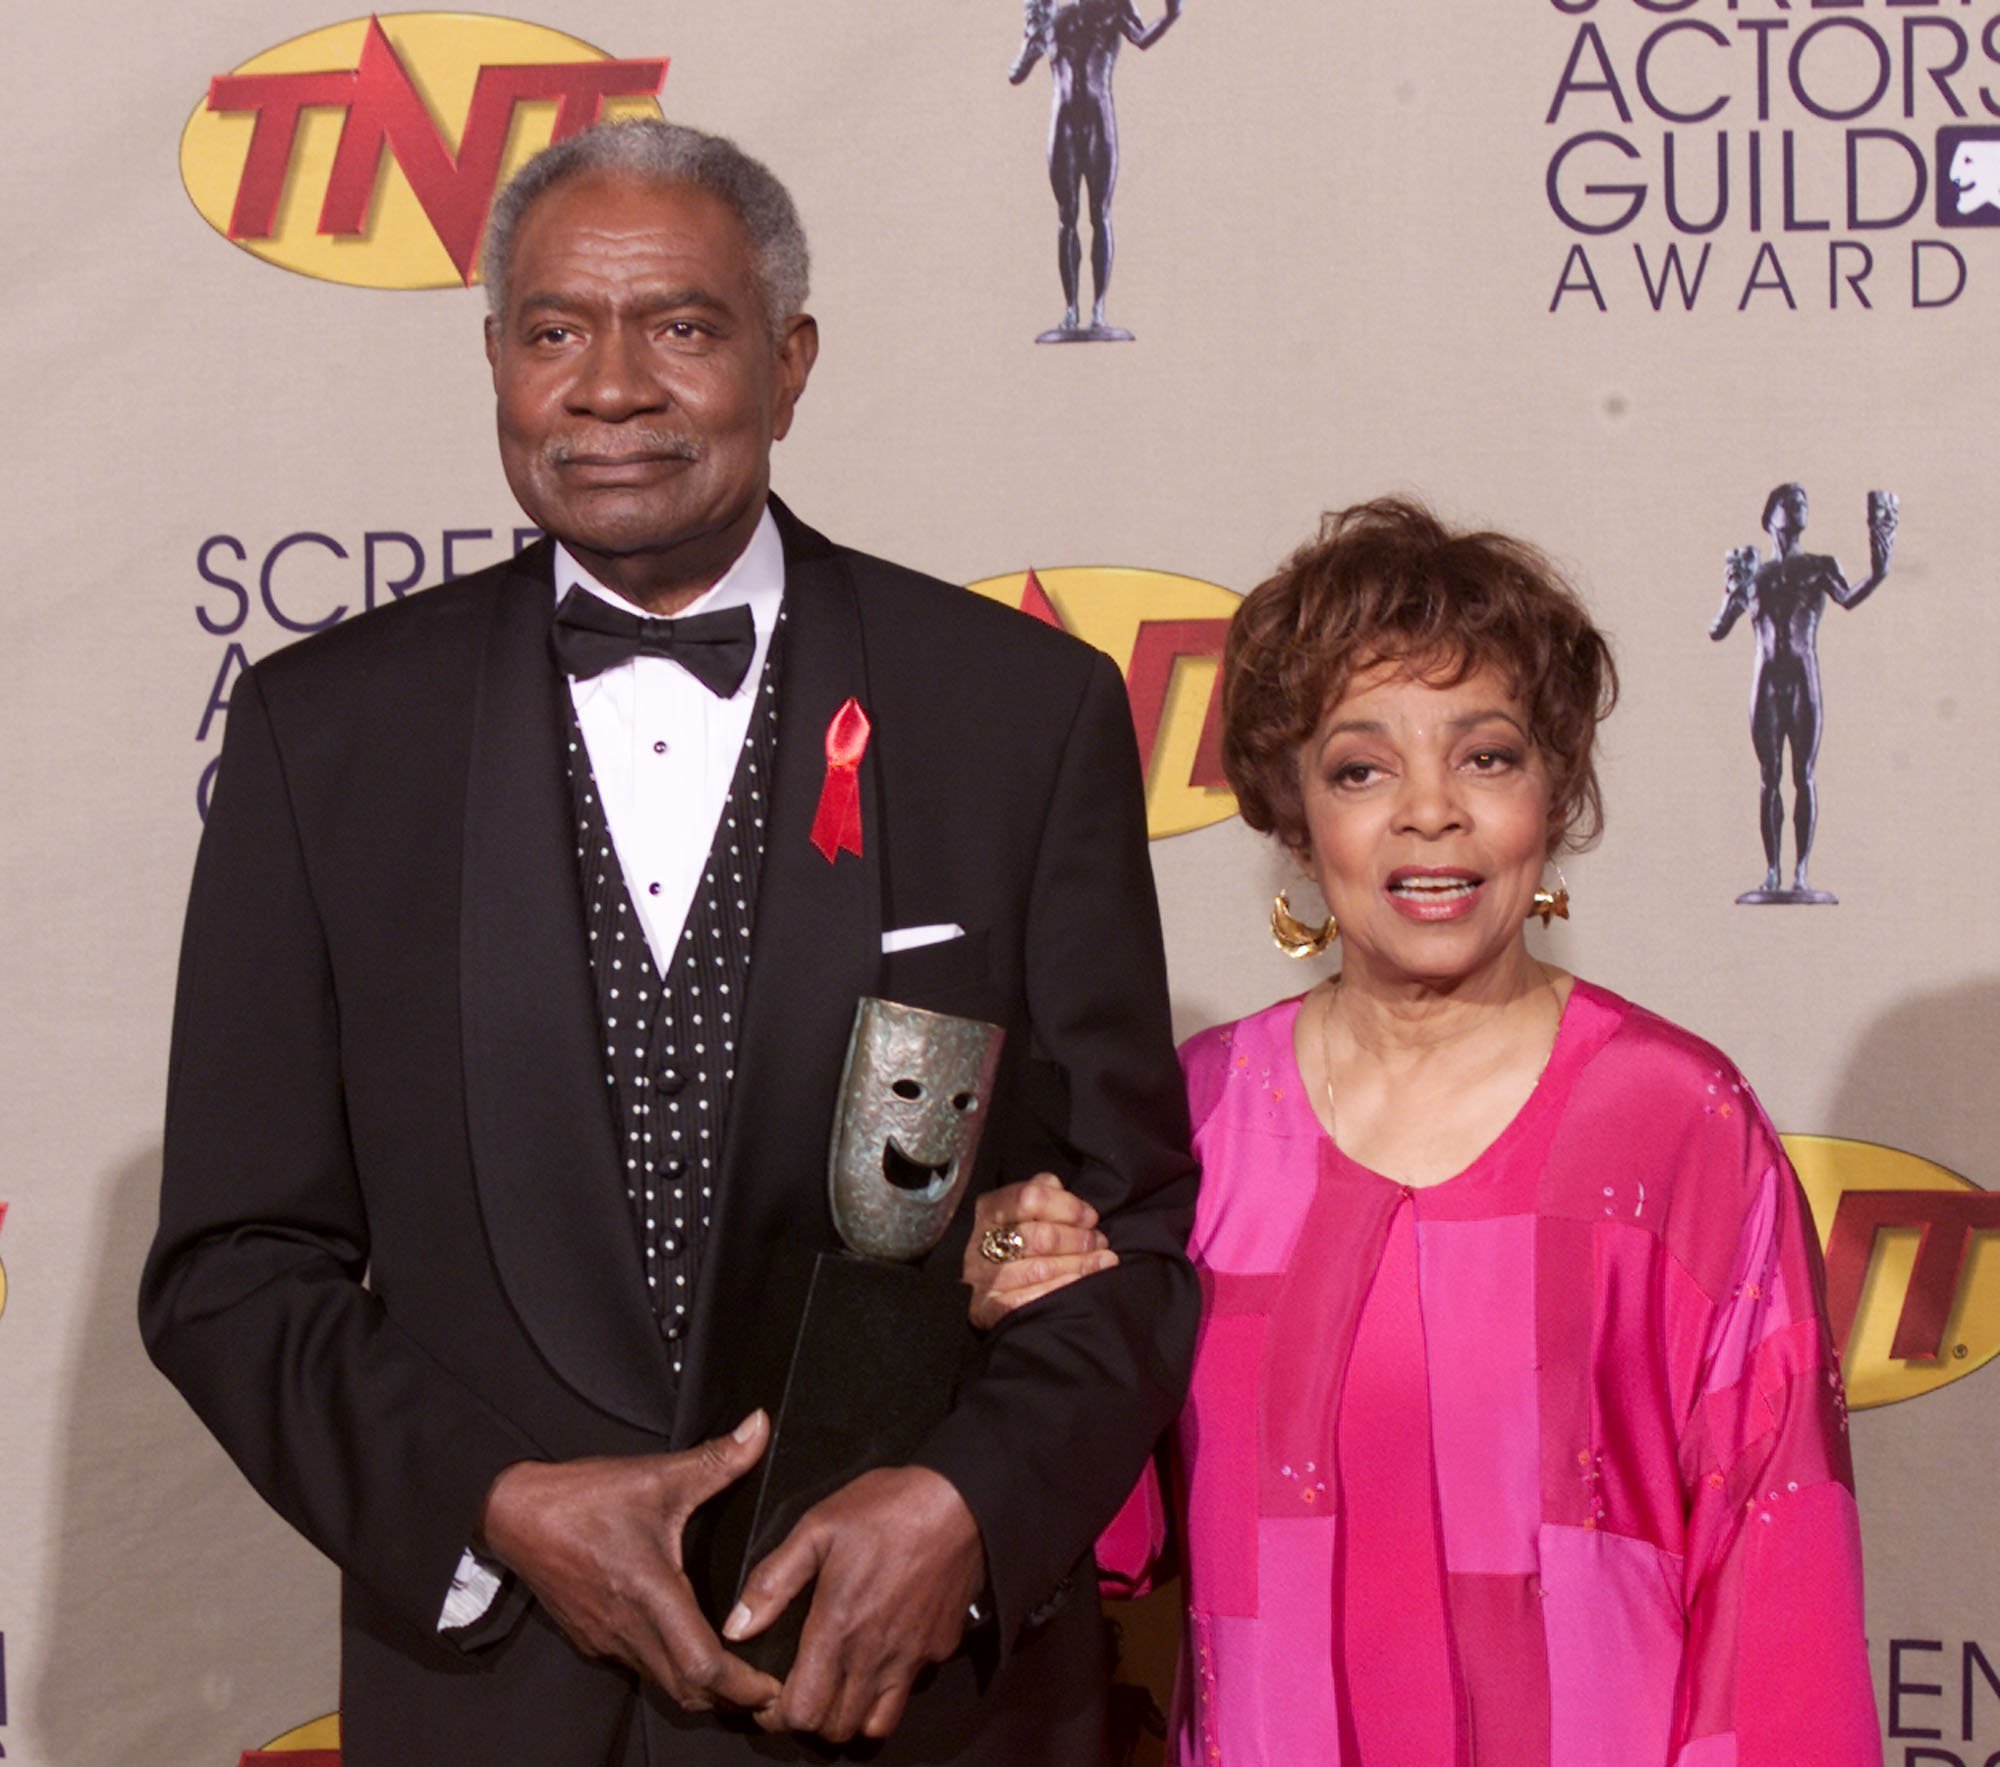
[4,2,1995,1759]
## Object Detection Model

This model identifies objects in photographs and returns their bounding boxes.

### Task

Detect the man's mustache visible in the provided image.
[547,431,704,466]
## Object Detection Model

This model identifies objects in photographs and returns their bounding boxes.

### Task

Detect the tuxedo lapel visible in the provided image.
[460,543,676,1435]
[675,503,883,1443]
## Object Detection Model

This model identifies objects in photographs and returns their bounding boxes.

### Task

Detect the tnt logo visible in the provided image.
[240,1711,339,1764]
[968,567,1240,840]
[1788,1136,2000,1409]
[1936,126,2000,229]
[181,15,666,288]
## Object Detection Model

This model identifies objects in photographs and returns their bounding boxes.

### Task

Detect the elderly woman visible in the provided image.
[966,499,1879,1765]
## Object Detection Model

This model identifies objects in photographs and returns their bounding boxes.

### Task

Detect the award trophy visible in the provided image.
[696,998,1004,1674]
[1711,482,1899,905]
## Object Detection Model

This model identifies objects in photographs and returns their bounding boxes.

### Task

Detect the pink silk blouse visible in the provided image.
[1154,980,1880,1766]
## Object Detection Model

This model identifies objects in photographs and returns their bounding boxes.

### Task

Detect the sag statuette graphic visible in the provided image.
[181,14,665,288]
[969,566,1239,837]
[1008,0,1186,343]
[1709,483,1897,905]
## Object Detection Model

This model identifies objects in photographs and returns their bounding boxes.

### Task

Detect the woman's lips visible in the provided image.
[1384,868,1483,922]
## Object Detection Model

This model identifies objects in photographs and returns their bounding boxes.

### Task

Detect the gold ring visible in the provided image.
[978,1226,1026,1264]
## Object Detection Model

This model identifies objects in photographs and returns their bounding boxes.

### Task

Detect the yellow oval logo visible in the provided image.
[247,1713,339,1758]
[181,14,666,289]
[1786,1134,2000,1409]
[969,567,1242,840]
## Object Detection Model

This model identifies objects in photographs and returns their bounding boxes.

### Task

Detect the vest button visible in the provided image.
[655,1070,685,1094]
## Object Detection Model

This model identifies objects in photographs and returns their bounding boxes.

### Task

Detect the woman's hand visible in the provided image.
[961,1173,1119,1329]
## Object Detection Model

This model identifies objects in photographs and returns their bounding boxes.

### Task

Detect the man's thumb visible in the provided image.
[681,1408,769,1503]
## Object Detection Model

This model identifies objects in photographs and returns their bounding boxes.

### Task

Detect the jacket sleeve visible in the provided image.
[139,668,541,1641]
[909,649,1200,1646]
[1672,1118,1882,1765]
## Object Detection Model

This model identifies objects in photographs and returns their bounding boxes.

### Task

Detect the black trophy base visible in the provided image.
[1036,322,1134,343]
[1736,886,1839,905]
[694,1250,972,1677]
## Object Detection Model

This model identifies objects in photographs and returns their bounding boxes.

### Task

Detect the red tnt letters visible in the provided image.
[1822,1188,2000,1363]
[1125,619,1230,789]
[208,16,667,281]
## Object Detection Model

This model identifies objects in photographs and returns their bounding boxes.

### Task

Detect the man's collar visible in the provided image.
[552,505,785,619]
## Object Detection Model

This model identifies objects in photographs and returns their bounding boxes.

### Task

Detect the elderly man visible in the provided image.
[142,120,1196,1766]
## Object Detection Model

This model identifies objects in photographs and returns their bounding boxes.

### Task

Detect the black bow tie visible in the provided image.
[550,589,757,698]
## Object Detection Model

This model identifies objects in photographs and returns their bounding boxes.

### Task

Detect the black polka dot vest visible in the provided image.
[562,614,785,1384]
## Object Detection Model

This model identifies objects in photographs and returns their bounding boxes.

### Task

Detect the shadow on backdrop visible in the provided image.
[1824,975,2000,1182]
[32,1148,335,1765]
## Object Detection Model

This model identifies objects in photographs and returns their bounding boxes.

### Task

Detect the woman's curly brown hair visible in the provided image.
[1221,497,1619,857]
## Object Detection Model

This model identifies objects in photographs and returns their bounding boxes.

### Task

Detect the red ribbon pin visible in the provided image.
[810,697,870,863]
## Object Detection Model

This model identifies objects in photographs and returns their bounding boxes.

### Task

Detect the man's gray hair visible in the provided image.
[482,119,810,341]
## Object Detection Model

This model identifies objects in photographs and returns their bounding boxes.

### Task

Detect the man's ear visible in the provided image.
[769,314,819,442]
[484,314,500,377]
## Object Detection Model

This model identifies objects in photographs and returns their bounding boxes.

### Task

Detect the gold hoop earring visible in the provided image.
[1530,865,1571,928]
[1271,889,1337,959]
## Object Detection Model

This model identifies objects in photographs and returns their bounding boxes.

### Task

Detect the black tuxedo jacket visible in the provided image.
[142,503,1198,1765]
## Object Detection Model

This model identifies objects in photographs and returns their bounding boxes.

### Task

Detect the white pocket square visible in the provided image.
[881,923,966,954]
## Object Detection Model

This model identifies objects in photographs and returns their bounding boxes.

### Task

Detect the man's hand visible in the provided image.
[725,1465,986,1744]
[476,1412,782,1715]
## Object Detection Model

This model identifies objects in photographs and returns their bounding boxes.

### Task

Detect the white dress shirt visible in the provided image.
[441,507,785,1633]
[559,508,786,974]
